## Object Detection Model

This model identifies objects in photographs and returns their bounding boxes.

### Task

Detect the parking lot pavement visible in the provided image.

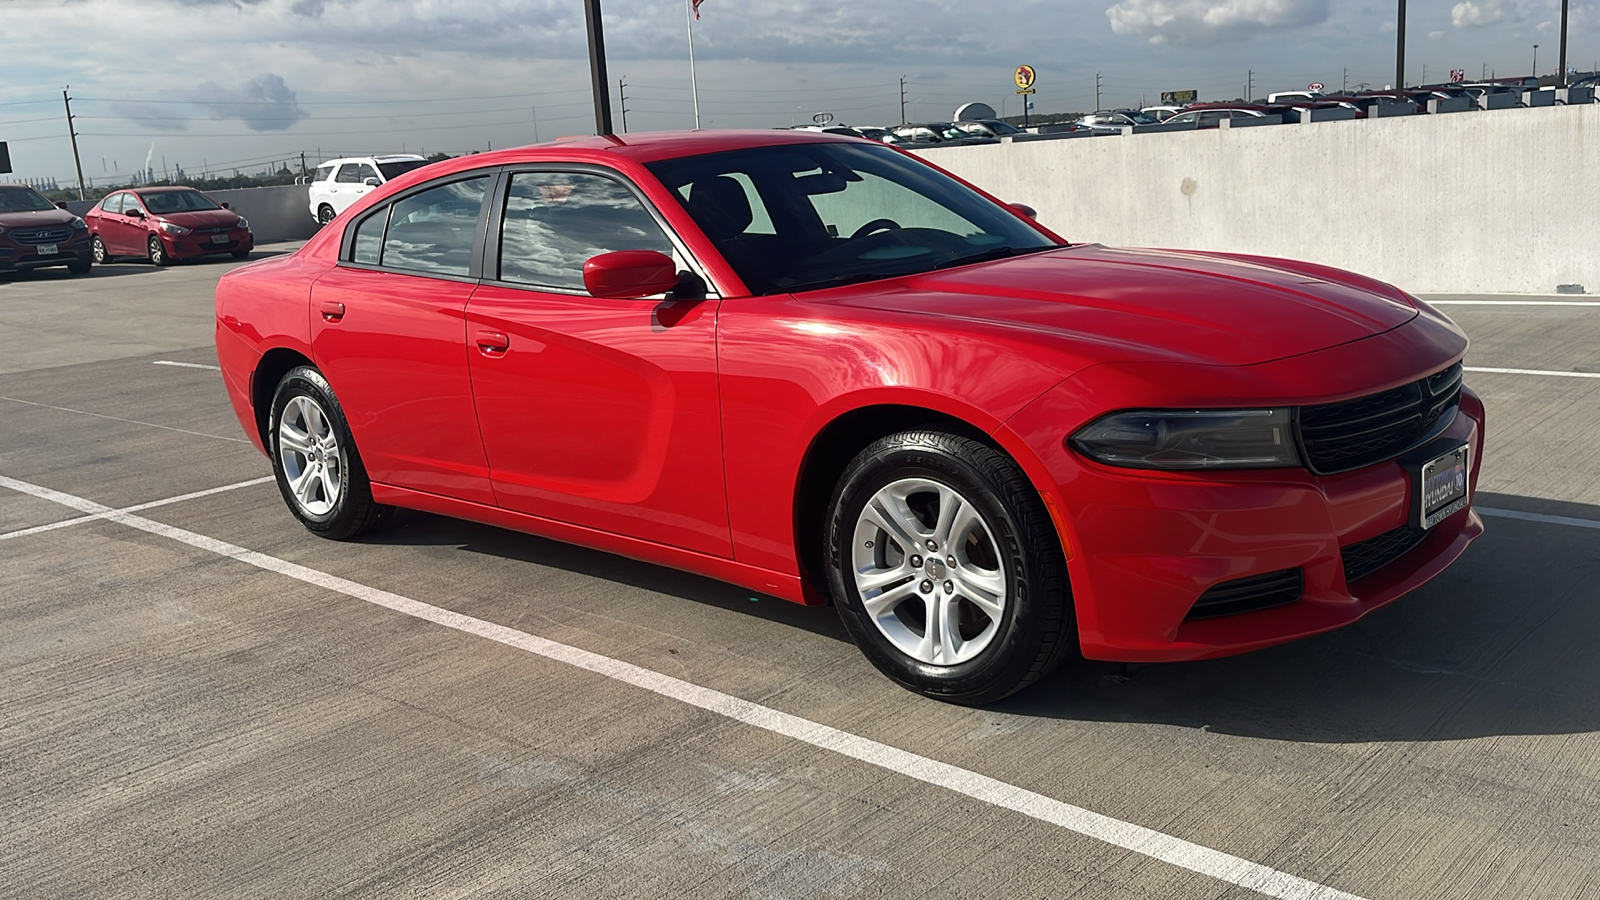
[3,259,1599,899]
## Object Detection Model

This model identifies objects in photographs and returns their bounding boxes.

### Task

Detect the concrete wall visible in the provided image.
[915,103,1598,294]
[65,184,317,243]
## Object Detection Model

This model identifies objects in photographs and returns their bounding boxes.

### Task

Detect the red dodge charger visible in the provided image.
[215,130,1483,703]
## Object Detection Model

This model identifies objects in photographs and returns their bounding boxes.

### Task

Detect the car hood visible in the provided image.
[0,208,77,230]
[833,244,1420,367]
[157,209,242,228]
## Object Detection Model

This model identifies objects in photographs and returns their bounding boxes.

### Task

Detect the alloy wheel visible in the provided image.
[276,394,344,517]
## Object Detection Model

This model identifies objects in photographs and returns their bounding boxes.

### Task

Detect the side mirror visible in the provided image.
[583,250,680,299]
[219,202,230,209]
[1007,202,1038,220]
[54,201,69,210]
[362,177,380,187]
[128,208,146,218]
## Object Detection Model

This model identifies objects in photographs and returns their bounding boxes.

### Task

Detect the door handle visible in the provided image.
[319,300,346,321]
[475,330,510,355]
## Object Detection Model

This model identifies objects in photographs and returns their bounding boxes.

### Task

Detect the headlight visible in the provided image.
[71,216,87,230]
[158,221,190,235]
[1070,408,1299,470]
[235,216,249,230]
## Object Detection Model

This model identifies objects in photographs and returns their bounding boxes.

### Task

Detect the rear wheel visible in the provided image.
[91,235,112,264]
[269,366,386,540]
[147,235,170,267]
[317,204,336,226]
[827,431,1072,704]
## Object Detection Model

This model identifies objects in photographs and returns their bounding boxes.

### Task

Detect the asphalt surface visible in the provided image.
[3,250,1598,899]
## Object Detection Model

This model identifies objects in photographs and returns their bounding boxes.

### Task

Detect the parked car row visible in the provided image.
[0,181,255,276]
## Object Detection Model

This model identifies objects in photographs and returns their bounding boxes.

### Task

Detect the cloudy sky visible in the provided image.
[1,0,1593,187]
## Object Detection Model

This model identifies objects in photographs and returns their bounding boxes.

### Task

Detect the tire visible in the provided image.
[317,204,336,226]
[67,258,92,276]
[231,249,250,259]
[268,366,386,540]
[147,234,170,267]
[826,431,1072,704]
[91,235,112,264]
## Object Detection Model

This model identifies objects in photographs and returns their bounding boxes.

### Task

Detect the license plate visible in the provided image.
[37,243,58,255]
[1416,443,1470,529]
[211,234,229,244]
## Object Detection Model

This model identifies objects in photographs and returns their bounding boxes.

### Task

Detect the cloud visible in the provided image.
[1105,0,1329,46]
[1429,30,1445,40]
[186,73,308,132]
[1451,0,1516,28]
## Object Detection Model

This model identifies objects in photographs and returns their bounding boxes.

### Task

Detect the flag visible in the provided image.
[692,0,704,19]
[1450,69,1465,83]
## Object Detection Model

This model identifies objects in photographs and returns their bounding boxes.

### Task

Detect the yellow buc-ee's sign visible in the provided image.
[1014,65,1036,91]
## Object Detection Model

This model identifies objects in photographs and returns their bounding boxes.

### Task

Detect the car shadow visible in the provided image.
[1001,494,1600,742]
[352,493,1600,743]
[363,507,855,644]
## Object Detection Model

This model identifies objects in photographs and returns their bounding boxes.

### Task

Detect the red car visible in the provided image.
[0,184,93,275]
[86,186,253,267]
[215,130,1484,703]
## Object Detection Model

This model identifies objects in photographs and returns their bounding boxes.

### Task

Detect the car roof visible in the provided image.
[130,185,206,194]
[319,155,427,165]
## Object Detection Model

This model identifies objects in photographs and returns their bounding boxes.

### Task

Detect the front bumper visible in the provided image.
[1000,320,1484,663]
[164,231,254,259]
[0,234,92,271]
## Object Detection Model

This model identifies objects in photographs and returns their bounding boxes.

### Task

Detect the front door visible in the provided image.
[465,169,731,557]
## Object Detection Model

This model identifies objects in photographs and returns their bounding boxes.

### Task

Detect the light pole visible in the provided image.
[1558,0,1570,86]
[1532,44,1539,79]
[1395,0,1407,93]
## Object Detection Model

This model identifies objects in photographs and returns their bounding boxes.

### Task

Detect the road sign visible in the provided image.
[1015,88,1035,95]
[1014,65,1036,90]
[1308,82,1325,91]
[1450,69,1466,83]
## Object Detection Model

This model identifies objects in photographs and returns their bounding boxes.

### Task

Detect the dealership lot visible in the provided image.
[3,252,1598,899]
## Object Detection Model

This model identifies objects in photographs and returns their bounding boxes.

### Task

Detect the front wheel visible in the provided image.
[91,235,112,264]
[231,249,250,259]
[269,366,386,540]
[317,204,336,226]
[147,235,170,267]
[827,431,1072,704]
[67,258,92,276]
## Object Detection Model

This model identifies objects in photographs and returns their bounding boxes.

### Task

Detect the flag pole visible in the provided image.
[686,0,701,129]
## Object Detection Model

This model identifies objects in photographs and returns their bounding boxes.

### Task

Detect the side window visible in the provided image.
[335,164,362,184]
[314,164,336,182]
[351,206,388,265]
[380,177,487,276]
[672,173,775,236]
[123,195,145,214]
[498,172,675,291]
[357,164,380,183]
[1199,112,1226,127]
[99,194,124,213]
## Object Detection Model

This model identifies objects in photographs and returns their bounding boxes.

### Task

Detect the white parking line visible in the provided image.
[1478,507,1600,530]
[0,475,273,542]
[1465,366,1600,379]
[0,472,1365,900]
[1428,300,1600,307]
[153,360,222,371]
[0,396,250,443]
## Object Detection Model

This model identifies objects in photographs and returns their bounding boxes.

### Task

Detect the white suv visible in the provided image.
[307,155,430,225]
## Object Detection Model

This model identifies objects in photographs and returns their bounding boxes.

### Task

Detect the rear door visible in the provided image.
[310,172,498,505]
[463,167,731,556]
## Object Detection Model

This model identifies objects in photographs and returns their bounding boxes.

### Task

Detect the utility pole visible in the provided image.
[532,105,542,142]
[300,152,308,179]
[1343,67,1349,92]
[899,76,907,125]
[583,0,614,135]
[1533,44,1539,79]
[1558,0,1569,86]
[1395,0,1408,92]
[1422,64,1427,84]
[62,87,86,200]
[617,78,629,133]
[1095,72,1102,110]
[1246,69,1253,101]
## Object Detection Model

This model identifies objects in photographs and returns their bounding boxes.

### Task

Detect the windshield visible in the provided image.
[1124,111,1161,125]
[982,120,1024,135]
[0,186,57,213]
[377,159,429,181]
[141,190,221,213]
[647,141,1058,296]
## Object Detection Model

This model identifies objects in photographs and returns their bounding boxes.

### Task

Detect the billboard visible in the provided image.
[1160,90,1198,105]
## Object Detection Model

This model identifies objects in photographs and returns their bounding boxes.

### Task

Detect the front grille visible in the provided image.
[1297,362,1462,474]
[11,227,71,245]
[197,226,233,234]
[1341,526,1427,582]
[1186,568,1304,619]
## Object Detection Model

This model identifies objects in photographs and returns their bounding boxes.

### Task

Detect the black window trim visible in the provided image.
[480,162,719,299]
[336,168,503,284]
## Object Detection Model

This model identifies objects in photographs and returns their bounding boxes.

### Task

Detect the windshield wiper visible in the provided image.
[933,245,1056,270]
